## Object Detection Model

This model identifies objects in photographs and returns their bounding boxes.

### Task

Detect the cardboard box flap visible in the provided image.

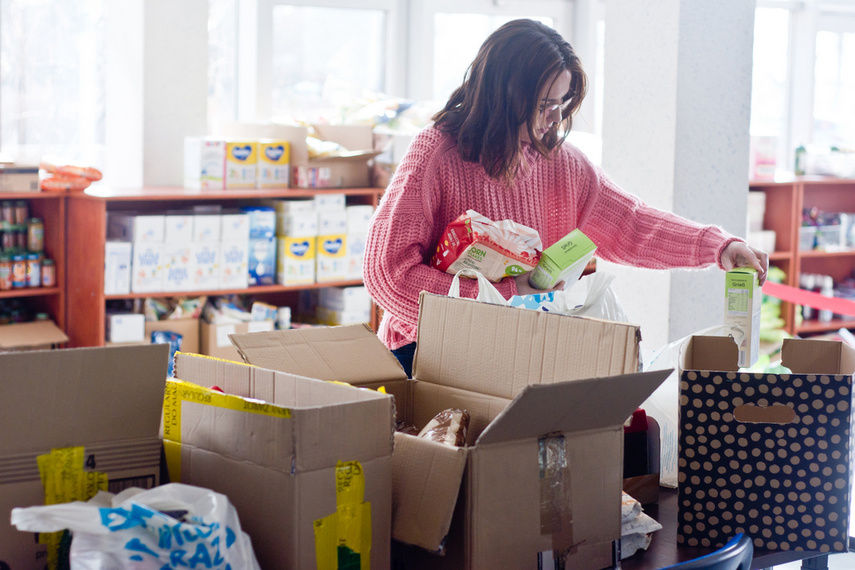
[0,320,69,348]
[229,323,408,385]
[782,337,855,374]
[311,149,383,163]
[414,293,641,399]
[475,369,672,446]
[681,335,740,372]
[0,344,168,455]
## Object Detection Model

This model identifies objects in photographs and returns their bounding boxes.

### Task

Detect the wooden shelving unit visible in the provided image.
[0,192,66,330]
[750,176,855,336]
[65,185,383,348]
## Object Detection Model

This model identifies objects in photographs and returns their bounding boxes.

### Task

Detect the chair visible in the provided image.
[661,533,754,570]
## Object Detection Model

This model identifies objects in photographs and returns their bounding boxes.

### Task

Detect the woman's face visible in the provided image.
[520,69,572,143]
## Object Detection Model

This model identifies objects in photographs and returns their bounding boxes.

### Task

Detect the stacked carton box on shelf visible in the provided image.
[107,213,165,293]
[315,194,348,283]
[241,206,276,286]
[190,206,221,291]
[219,211,251,289]
[273,199,318,286]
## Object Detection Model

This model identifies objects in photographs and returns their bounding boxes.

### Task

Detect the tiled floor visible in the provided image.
[774,552,855,569]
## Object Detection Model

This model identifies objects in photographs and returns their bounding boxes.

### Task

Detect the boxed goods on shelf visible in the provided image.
[0,165,39,193]
[0,344,168,569]
[229,295,666,570]
[0,319,68,351]
[166,351,395,570]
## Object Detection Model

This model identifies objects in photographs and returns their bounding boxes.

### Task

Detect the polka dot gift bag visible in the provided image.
[677,336,855,554]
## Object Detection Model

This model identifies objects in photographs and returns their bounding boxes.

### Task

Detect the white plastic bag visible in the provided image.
[11,483,261,570]
[561,272,630,322]
[640,324,745,488]
[447,268,510,306]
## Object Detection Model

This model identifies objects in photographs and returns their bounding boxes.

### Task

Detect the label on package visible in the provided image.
[528,229,597,290]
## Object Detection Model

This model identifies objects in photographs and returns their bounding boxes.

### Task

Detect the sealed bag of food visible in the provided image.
[431,210,542,281]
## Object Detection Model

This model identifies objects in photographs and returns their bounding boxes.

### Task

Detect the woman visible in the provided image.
[364,19,767,376]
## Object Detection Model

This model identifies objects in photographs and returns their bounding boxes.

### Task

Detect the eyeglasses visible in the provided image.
[538,99,572,116]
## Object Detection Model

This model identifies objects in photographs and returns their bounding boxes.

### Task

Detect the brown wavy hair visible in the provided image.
[433,19,587,181]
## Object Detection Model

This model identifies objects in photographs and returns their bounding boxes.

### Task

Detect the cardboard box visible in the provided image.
[724,267,761,368]
[145,318,200,355]
[0,344,168,569]
[220,212,251,242]
[229,294,664,568]
[199,320,274,361]
[678,336,855,552]
[162,242,194,292]
[164,213,194,243]
[316,234,347,283]
[219,241,249,289]
[192,214,222,243]
[0,165,39,192]
[166,352,395,570]
[0,320,68,351]
[529,229,597,290]
[319,285,372,313]
[190,241,219,290]
[107,213,165,243]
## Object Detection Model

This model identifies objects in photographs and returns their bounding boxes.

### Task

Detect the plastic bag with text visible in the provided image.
[447,268,510,306]
[508,272,631,323]
[640,324,745,489]
[10,482,261,570]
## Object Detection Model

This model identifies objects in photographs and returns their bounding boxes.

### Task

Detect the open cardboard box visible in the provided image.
[220,122,380,188]
[0,320,69,351]
[230,292,670,569]
[166,352,396,570]
[678,336,855,552]
[0,344,168,569]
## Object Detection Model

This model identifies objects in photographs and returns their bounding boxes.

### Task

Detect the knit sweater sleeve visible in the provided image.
[570,152,741,270]
[363,129,517,346]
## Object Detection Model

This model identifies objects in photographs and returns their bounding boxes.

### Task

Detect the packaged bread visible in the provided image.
[418,408,470,447]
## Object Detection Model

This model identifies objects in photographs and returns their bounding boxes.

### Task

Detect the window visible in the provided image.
[0,0,105,166]
[813,22,855,148]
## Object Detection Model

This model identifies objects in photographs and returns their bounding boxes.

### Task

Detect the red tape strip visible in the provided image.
[762,281,855,318]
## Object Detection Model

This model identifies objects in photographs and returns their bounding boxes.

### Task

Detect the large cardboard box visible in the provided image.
[166,353,395,570]
[230,293,667,569]
[0,320,68,351]
[678,336,855,553]
[0,344,168,569]
[199,320,274,361]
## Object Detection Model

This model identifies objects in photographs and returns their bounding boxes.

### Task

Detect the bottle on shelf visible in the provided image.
[801,273,816,321]
[794,144,806,176]
[818,274,834,323]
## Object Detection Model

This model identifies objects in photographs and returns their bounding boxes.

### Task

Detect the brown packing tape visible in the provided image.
[539,433,575,564]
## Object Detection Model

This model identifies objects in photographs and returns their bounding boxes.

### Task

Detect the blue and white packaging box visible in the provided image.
[164,214,194,243]
[104,241,132,295]
[248,236,276,286]
[162,242,194,292]
[242,206,276,239]
[131,242,164,293]
[219,241,249,289]
[347,233,368,257]
[346,205,375,234]
[107,213,165,243]
[318,210,348,236]
[319,286,372,313]
[193,214,222,243]
[277,211,318,238]
[313,193,346,212]
[191,242,220,290]
[220,213,251,243]
[277,236,315,286]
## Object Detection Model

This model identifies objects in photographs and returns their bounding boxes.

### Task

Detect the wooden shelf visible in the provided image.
[750,177,855,336]
[0,192,66,331]
[66,186,384,348]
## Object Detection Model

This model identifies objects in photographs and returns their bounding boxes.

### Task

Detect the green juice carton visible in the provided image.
[528,229,597,290]
[724,267,762,368]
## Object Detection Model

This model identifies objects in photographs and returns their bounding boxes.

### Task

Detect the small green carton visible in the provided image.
[724,267,761,368]
[528,229,597,290]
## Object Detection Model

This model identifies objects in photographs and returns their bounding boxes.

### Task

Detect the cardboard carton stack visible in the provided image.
[0,344,168,569]
[229,293,669,569]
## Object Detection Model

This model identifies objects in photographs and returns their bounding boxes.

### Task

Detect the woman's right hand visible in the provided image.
[513,273,565,296]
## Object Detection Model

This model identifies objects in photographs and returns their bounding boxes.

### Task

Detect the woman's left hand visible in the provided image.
[721,241,769,285]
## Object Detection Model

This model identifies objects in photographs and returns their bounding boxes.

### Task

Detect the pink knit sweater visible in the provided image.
[364,126,740,350]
